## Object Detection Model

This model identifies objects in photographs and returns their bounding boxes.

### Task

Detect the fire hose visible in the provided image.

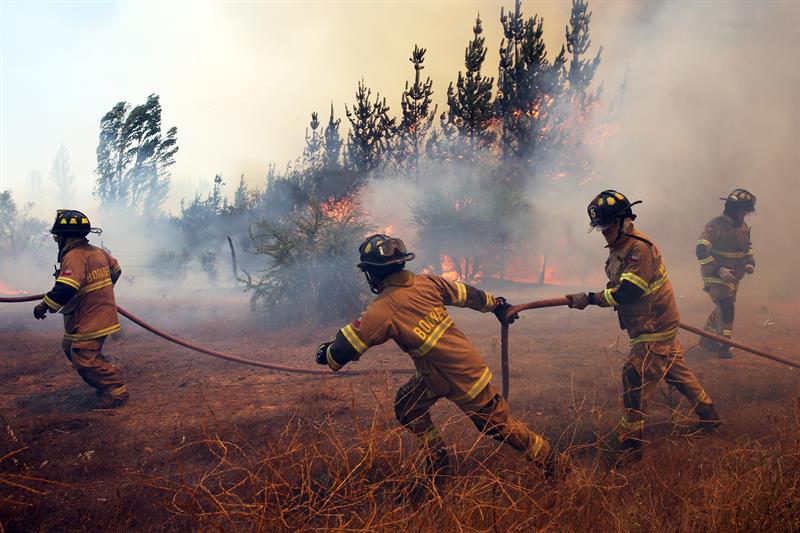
[0,293,409,376]
[499,297,800,400]
[3,294,797,385]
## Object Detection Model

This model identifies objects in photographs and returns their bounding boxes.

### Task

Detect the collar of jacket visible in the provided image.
[380,270,415,290]
[721,213,743,227]
[607,221,636,250]
[59,237,89,261]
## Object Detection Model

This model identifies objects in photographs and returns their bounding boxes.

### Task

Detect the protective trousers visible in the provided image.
[62,336,127,397]
[620,339,713,439]
[394,375,549,462]
[701,285,736,354]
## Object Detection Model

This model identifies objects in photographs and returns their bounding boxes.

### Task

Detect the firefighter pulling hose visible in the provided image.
[499,298,800,400]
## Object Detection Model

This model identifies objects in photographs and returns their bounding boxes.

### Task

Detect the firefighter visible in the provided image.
[315,234,560,480]
[564,190,720,461]
[695,189,757,359]
[33,210,128,408]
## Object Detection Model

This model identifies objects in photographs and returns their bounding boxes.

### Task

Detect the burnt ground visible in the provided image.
[0,287,798,531]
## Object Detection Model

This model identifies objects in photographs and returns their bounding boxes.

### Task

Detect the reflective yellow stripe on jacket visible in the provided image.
[454,282,467,306]
[77,279,113,295]
[629,325,679,346]
[43,295,62,311]
[619,265,668,296]
[410,316,454,357]
[63,323,121,342]
[480,292,496,312]
[702,277,737,290]
[452,367,492,404]
[56,276,81,290]
[340,324,368,354]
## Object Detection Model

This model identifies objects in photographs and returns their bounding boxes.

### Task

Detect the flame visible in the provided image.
[0,280,28,295]
[440,253,460,281]
[320,197,356,222]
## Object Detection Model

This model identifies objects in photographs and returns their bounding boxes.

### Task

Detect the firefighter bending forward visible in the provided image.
[316,234,558,478]
[696,189,757,359]
[565,191,720,460]
[33,210,128,408]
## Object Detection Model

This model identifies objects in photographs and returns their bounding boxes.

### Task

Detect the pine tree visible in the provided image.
[396,45,437,177]
[303,111,324,169]
[345,79,395,175]
[446,14,495,155]
[494,1,565,167]
[234,174,250,210]
[565,0,602,108]
[323,103,343,170]
[95,94,178,215]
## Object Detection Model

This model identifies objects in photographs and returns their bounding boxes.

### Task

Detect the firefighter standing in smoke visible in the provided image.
[315,234,561,478]
[33,210,128,408]
[695,189,757,359]
[564,191,720,460]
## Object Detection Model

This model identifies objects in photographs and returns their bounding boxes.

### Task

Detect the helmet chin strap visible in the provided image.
[363,270,381,294]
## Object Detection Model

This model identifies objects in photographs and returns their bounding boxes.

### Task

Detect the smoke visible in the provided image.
[590,1,800,299]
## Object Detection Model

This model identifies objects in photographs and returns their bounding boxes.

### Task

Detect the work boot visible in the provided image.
[717,346,733,359]
[600,430,642,467]
[94,386,129,409]
[689,403,722,434]
[423,446,451,485]
[698,334,718,353]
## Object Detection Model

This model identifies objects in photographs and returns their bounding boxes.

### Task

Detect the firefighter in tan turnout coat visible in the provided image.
[316,234,559,479]
[565,191,720,461]
[33,210,128,408]
[696,189,757,358]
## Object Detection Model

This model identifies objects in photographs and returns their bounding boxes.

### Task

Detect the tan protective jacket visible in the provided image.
[327,270,499,405]
[43,239,122,342]
[594,224,681,346]
[697,214,755,290]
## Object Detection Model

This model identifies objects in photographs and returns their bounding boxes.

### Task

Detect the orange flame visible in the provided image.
[0,280,28,295]
[320,197,356,222]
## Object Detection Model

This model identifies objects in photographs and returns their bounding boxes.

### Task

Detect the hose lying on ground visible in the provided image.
[499,297,800,399]
[0,293,409,377]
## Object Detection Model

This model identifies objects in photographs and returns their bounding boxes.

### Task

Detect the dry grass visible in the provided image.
[144,391,800,532]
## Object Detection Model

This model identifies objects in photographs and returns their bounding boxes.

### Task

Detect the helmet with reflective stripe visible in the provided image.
[50,209,100,237]
[357,234,415,269]
[720,188,756,212]
[587,190,642,229]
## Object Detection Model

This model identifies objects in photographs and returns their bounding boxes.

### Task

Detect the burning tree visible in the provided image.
[246,197,370,327]
[495,0,566,174]
[445,14,496,158]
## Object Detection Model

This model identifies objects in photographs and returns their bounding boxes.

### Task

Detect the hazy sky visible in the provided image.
[0,0,638,214]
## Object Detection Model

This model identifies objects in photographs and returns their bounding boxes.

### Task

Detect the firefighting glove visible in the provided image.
[744,264,755,275]
[717,267,737,285]
[316,342,333,365]
[33,302,49,320]
[566,293,590,310]
[493,297,519,324]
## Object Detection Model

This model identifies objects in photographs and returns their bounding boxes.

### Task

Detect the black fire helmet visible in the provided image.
[357,234,415,270]
[720,188,756,212]
[587,190,642,231]
[50,209,101,238]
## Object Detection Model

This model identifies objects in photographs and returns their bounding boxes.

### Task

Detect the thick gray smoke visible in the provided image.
[356,2,799,302]
[589,1,800,299]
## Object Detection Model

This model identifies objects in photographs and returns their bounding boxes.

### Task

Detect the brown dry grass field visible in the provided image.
[1,286,798,531]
